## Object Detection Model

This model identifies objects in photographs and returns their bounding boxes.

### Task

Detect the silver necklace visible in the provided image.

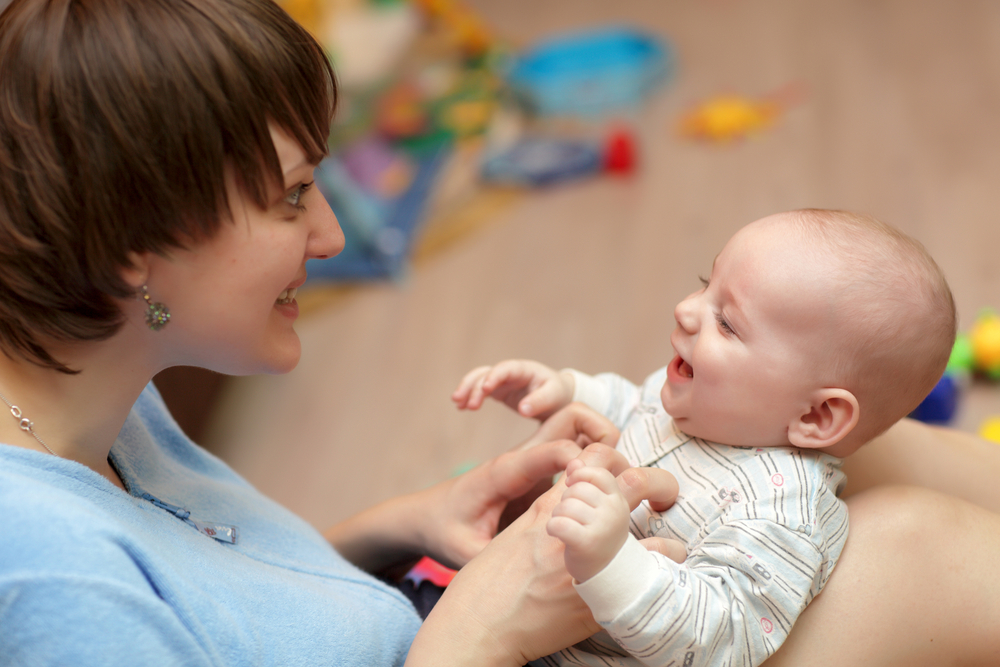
[0,389,57,456]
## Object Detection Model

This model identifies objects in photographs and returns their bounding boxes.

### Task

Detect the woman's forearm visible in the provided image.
[324,491,427,573]
[404,593,518,667]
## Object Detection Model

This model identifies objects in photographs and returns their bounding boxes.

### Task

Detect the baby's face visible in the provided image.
[661,214,840,447]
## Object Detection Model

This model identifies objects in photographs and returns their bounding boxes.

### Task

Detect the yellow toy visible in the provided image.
[679,95,781,142]
[979,416,1000,444]
[970,310,1000,378]
[411,0,492,58]
[679,83,805,143]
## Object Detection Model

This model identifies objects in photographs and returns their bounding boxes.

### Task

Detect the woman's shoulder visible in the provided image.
[0,449,146,578]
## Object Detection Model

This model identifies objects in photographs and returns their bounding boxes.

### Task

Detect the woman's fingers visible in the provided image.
[489,439,582,501]
[520,404,620,450]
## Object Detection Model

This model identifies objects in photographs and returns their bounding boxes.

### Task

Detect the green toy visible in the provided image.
[946,332,975,377]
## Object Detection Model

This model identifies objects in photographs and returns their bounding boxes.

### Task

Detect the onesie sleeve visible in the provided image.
[565,369,645,429]
[0,574,215,667]
[574,520,826,667]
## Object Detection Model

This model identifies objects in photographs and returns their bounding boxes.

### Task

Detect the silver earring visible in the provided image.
[140,285,171,331]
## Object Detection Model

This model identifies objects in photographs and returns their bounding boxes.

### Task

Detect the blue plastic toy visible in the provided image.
[506,26,672,117]
[910,374,960,424]
[480,138,601,186]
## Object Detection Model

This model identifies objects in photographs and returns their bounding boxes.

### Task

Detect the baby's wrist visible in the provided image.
[559,369,577,404]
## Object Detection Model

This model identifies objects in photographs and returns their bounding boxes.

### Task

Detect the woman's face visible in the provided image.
[143,125,344,375]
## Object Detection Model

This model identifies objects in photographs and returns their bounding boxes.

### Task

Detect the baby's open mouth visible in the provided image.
[671,354,694,379]
[276,287,297,305]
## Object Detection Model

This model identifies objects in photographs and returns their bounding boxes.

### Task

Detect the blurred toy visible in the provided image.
[979,417,1000,444]
[411,0,492,58]
[277,0,325,36]
[680,95,778,142]
[947,331,975,378]
[480,138,601,187]
[377,82,430,138]
[507,27,672,117]
[405,555,457,587]
[910,374,960,424]
[679,83,806,143]
[604,127,637,174]
[970,309,1000,379]
[324,2,421,90]
[910,334,977,425]
[341,137,415,198]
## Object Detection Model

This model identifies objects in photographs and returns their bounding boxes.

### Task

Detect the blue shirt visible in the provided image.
[0,384,420,666]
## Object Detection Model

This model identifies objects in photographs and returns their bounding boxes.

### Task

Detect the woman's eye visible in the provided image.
[284,181,313,210]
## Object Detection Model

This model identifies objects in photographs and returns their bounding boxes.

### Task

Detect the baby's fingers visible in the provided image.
[517,380,567,419]
[639,537,687,564]
[565,464,621,497]
[545,515,589,544]
[557,480,609,512]
[550,496,599,525]
[452,366,493,409]
[480,360,535,393]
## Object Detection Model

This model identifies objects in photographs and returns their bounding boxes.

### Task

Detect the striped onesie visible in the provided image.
[532,368,848,667]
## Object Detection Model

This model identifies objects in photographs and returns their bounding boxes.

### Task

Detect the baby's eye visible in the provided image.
[284,181,314,210]
[716,314,736,335]
[699,275,709,288]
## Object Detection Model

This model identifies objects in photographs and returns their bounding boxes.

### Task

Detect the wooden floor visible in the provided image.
[201,0,1000,532]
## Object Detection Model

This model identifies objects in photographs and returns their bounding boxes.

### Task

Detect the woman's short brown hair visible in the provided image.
[0,0,337,372]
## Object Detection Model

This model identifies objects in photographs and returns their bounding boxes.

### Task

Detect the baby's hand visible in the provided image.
[451,359,575,420]
[546,459,631,582]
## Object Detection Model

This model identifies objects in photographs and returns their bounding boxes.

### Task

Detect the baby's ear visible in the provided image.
[787,388,859,451]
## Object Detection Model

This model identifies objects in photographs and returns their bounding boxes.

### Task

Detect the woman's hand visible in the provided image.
[419,403,624,568]
[326,404,620,573]
[417,439,582,568]
[406,443,683,667]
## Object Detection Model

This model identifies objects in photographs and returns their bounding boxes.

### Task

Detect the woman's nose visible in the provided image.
[308,193,345,260]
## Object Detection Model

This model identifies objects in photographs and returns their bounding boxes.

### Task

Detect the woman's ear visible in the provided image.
[120,251,150,290]
[787,388,859,451]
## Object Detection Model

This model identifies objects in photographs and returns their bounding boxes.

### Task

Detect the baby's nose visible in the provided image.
[674,296,699,334]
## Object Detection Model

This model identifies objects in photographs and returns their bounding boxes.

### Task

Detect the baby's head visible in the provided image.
[662,209,955,457]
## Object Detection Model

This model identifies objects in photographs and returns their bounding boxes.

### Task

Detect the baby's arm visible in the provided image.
[564,519,829,667]
[545,459,632,582]
[451,359,575,420]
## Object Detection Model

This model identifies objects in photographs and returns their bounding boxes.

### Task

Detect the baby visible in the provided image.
[453,209,956,667]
